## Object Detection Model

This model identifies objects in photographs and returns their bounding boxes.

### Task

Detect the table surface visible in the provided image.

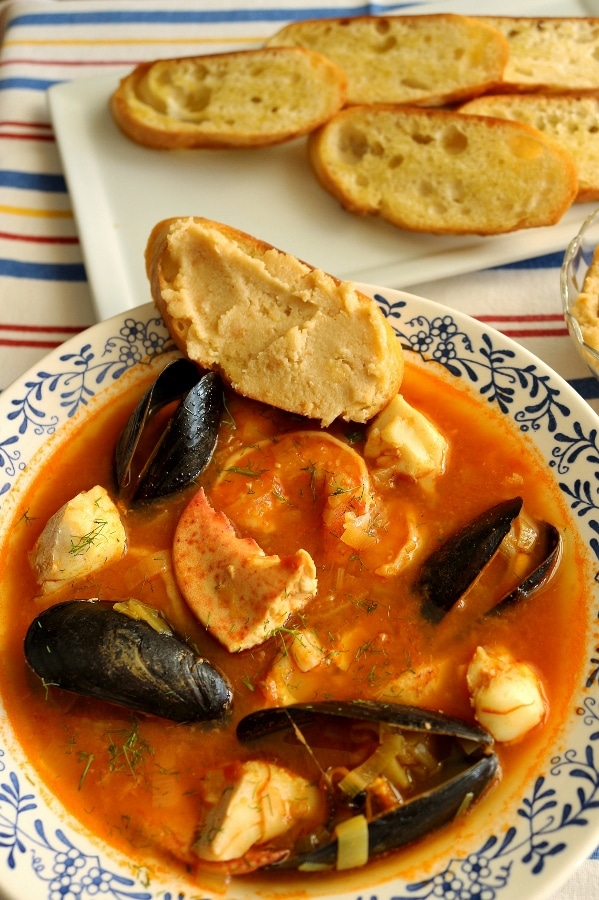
[0,0,598,898]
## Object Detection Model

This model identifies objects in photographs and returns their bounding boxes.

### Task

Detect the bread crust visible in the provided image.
[308,105,578,235]
[460,93,599,203]
[111,47,347,149]
[266,13,508,107]
[478,17,599,93]
[145,217,403,426]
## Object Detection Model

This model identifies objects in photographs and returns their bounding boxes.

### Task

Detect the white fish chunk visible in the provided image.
[364,394,447,480]
[30,485,127,593]
[194,759,323,862]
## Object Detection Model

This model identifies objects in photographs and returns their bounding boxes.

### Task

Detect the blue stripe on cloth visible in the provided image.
[0,77,60,92]
[0,259,86,281]
[568,377,599,399]
[0,171,67,192]
[492,251,566,271]
[6,3,421,28]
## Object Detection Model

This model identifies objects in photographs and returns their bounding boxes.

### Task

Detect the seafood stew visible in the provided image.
[0,346,589,892]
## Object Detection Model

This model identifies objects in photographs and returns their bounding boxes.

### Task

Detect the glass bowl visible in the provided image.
[561,207,599,379]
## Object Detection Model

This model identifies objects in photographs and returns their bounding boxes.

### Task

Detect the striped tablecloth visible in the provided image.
[0,1,598,898]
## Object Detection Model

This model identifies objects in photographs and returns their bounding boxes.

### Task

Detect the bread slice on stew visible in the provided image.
[145,217,403,426]
[265,13,508,107]
[308,105,578,235]
[478,17,599,93]
[460,93,599,203]
[111,47,347,149]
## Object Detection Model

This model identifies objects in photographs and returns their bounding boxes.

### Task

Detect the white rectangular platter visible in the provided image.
[49,0,599,321]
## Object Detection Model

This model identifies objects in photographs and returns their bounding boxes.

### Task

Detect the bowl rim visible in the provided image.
[1,292,599,899]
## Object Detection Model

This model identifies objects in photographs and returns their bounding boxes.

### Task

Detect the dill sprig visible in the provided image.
[301,461,319,504]
[77,750,95,790]
[17,508,36,527]
[69,519,108,556]
[222,462,267,478]
[106,720,153,778]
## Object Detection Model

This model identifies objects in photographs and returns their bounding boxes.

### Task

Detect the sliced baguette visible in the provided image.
[308,105,578,236]
[460,93,599,203]
[265,13,508,107]
[111,47,347,149]
[478,17,599,93]
[145,217,403,426]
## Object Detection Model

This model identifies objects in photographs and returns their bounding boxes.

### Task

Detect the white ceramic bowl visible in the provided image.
[561,207,599,379]
[1,291,599,900]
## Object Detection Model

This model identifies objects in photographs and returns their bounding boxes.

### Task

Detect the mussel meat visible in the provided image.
[115,358,223,504]
[24,599,233,724]
[237,700,498,870]
[415,497,561,623]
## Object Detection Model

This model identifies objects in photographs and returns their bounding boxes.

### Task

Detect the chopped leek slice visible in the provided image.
[298,861,334,872]
[335,814,369,870]
[113,598,172,634]
[338,732,406,797]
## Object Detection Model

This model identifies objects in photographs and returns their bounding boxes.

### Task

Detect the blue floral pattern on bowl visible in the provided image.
[0,292,598,900]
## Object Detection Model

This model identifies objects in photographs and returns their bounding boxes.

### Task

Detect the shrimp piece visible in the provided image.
[467,645,547,743]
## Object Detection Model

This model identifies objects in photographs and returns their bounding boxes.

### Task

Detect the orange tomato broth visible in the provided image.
[0,354,590,892]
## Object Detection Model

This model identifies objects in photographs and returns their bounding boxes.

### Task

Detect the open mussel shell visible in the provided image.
[490,521,562,614]
[237,700,497,870]
[115,358,223,504]
[416,497,523,624]
[415,497,562,624]
[268,754,498,870]
[24,599,233,724]
[237,699,493,745]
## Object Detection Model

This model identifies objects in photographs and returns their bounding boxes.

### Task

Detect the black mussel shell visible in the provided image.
[24,599,233,724]
[415,497,523,623]
[237,700,497,870]
[267,754,498,870]
[237,699,492,745]
[490,521,562,615]
[115,358,223,503]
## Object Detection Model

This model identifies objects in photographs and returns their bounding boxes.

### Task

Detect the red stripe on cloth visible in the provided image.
[475,314,564,323]
[0,320,87,348]
[0,338,61,348]
[473,313,568,338]
[0,231,78,244]
[0,121,52,130]
[498,327,569,338]
[0,119,52,131]
[0,132,55,141]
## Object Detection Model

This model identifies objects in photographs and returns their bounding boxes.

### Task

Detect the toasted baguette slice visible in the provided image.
[111,47,347,149]
[460,94,599,203]
[265,13,508,107]
[145,217,403,426]
[478,17,599,93]
[308,105,578,235]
